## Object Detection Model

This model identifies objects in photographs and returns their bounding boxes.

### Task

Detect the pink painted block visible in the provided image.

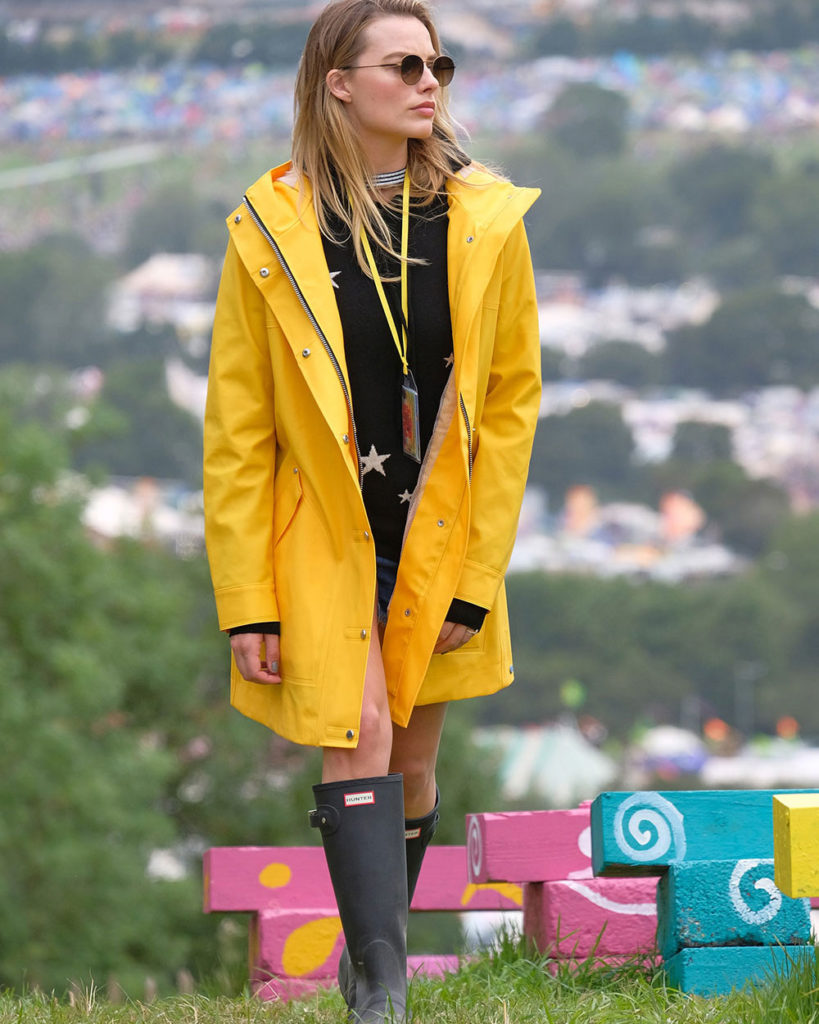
[523,877,658,959]
[204,847,335,913]
[204,846,522,915]
[466,809,593,884]
[250,909,462,1002]
[252,909,344,983]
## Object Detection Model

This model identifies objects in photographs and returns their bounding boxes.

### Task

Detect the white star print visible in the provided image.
[398,489,413,504]
[330,270,342,289]
[444,352,454,368]
[360,444,391,477]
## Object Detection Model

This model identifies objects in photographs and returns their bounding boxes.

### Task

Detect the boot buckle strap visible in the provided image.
[309,804,340,835]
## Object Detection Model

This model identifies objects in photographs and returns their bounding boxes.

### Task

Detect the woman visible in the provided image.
[204,0,540,1019]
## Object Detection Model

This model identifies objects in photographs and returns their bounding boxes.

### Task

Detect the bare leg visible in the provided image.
[389,702,448,818]
[322,610,393,783]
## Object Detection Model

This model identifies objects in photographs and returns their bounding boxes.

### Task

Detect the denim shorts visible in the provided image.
[375,555,399,625]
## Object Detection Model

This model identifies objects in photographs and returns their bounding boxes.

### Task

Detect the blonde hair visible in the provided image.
[292,0,468,275]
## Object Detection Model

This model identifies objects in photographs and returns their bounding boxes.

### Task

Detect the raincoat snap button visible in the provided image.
[404,608,411,617]
[364,531,370,540]
[342,434,349,443]
[360,629,367,639]
[302,348,311,357]
[466,235,474,243]
[260,267,270,278]
[346,729,355,740]
[293,467,299,474]
[234,214,242,223]
[437,519,445,527]
[509,665,514,674]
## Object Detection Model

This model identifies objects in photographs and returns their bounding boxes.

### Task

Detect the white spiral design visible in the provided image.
[467,815,483,881]
[729,859,782,926]
[612,793,687,863]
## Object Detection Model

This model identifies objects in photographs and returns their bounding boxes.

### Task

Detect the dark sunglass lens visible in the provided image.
[433,56,455,85]
[400,55,425,85]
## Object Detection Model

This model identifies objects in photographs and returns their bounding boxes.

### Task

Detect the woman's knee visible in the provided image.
[356,693,392,757]
[391,752,435,804]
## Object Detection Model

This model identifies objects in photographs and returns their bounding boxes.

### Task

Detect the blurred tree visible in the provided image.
[543,83,630,160]
[671,422,733,464]
[670,145,774,244]
[541,346,569,382]
[528,402,635,504]
[124,186,228,268]
[73,357,203,486]
[578,341,662,389]
[0,236,116,368]
[752,173,819,277]
[665,288,819,394]
[191,21,310,67]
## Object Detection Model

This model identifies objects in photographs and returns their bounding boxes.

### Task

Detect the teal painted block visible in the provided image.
[656,859,810,960]
[664,944,816,997]
[590,790,819,876]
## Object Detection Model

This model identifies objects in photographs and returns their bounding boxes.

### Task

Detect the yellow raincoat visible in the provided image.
[204,161,541,747]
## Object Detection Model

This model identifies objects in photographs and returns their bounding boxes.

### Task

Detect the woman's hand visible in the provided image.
[230,632,282,684]
[433,621,477,655]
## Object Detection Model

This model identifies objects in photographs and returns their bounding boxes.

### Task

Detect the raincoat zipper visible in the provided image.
[241,194,363,484]
[459,393,473,479]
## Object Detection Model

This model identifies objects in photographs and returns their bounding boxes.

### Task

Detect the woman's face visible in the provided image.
[328,15,441,162]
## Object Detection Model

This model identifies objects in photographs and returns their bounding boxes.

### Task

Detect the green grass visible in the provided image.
[2,939,818,1024]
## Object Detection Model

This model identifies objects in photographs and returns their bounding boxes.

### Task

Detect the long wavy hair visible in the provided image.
[292,0,469,275]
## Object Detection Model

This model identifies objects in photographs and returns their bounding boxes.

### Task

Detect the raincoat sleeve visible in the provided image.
[204,238,279,631]
[454,219,541,611]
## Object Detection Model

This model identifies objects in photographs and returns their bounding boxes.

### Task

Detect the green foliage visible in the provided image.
[671,422,733,464]
[489,569,800,735]
[528,403,636,505]
[124,186,228,268]
[0,236,117,368]
[544,83,630,160]
[579,342,663,390]
[191,22,310,68]
[669,145,775,244]
[665,288,819,395]
[73,356,204,486]
[751,172,819,277]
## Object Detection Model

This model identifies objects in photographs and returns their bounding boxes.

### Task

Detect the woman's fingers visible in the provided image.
[230,632,283,684]
[433,621,475,654]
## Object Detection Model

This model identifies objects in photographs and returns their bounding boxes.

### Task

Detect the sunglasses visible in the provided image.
[340,54,456,87]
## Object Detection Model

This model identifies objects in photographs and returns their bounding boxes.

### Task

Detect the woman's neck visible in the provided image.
[362,137,408,178]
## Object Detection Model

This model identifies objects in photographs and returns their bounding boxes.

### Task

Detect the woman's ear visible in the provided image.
[326,68,352,103]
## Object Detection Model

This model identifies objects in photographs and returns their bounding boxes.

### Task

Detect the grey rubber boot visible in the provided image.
[310,774,408,1023]
[338,789,440,1013]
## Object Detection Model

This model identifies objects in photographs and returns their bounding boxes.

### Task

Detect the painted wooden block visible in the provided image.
[656,858,810,960]
[249,910,462,1000]
[523,876,658,958]
[663,944,815,997]
[774,794,819,899]
[590,789,819,876]
[204,847,333,913]
[205,845,522,915]
[252,908,343,983]
[466,809,593,883]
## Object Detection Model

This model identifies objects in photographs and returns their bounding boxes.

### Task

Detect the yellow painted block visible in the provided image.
[773,793,819,898]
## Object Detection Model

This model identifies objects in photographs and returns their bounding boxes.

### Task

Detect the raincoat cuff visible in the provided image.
[214,584,279,633]
[454,558,503,612]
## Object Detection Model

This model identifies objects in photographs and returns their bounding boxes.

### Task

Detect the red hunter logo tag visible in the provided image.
[344,790,375,807]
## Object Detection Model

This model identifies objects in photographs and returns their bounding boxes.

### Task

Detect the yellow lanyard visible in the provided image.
[358,173,411,377]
